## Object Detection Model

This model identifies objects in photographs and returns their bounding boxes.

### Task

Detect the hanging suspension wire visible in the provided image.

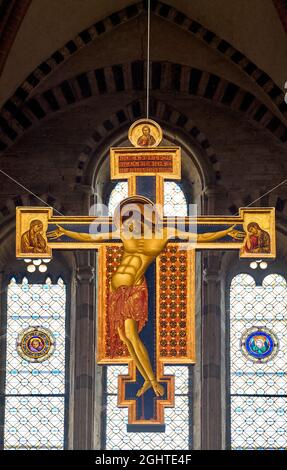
[244,178,287,209]
[233,176,287,216]
[146,0,151,119]
[0,169,64,216]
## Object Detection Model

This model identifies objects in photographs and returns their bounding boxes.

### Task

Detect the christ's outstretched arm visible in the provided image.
[171,224,244,242]
[47,224,119,242]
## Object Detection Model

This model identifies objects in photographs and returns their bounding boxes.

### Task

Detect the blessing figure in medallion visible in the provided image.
[137,125,156,147]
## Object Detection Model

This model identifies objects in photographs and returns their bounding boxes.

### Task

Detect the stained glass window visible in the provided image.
[104,365,191,450]
[108,181,187,216]
[3,276,68,450]
[163,181,188,216]
[104,182,191,450]
[108,182,128,216]
[229,273,287,450]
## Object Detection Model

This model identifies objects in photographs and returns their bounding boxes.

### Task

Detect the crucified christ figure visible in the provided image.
[47,196,242,397]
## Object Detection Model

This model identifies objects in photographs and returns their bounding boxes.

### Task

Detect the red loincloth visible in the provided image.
[107,278,148,357]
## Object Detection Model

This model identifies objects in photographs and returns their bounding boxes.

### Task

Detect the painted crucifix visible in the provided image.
[16,119,276,431]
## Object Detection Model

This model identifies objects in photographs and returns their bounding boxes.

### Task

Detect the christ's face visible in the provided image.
[122,214,146,236]
[122,216,140,234]
[121,209,156,237]
[118,201,158,237]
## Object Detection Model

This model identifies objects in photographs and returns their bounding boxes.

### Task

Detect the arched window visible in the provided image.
[103,183,192,450]
[1,275,69,450]
[163,181,188,217]
[229,272,287,449]
[108,181,188,216]
[108,182,129,216]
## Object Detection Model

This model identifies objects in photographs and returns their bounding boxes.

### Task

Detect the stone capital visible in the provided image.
[75,184,95,195]
[203,268,221,283]
[202,184,226,199]
[76,265,95,283]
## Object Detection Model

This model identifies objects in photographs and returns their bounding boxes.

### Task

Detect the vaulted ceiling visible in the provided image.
[1,0,287,106]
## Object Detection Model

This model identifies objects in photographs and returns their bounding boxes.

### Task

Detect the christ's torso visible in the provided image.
[111,234,168,290]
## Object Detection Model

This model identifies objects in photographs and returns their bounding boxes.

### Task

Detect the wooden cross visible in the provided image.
[16,119,275,432]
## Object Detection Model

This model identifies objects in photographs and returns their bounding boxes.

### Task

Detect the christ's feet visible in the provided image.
[151,380,165,397]
[136,380,165,397]
[136,380,152,397]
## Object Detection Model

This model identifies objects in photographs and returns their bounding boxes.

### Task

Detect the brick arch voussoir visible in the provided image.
[226,190,287,219]
[1,1,286,151]
[0,192,64,225]
[0,61,286,154]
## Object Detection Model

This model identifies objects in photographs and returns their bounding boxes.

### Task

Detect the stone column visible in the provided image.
[200,185,225,449]
[202,184,227,215]
[201,253,222,449]
[72,251,103,449]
